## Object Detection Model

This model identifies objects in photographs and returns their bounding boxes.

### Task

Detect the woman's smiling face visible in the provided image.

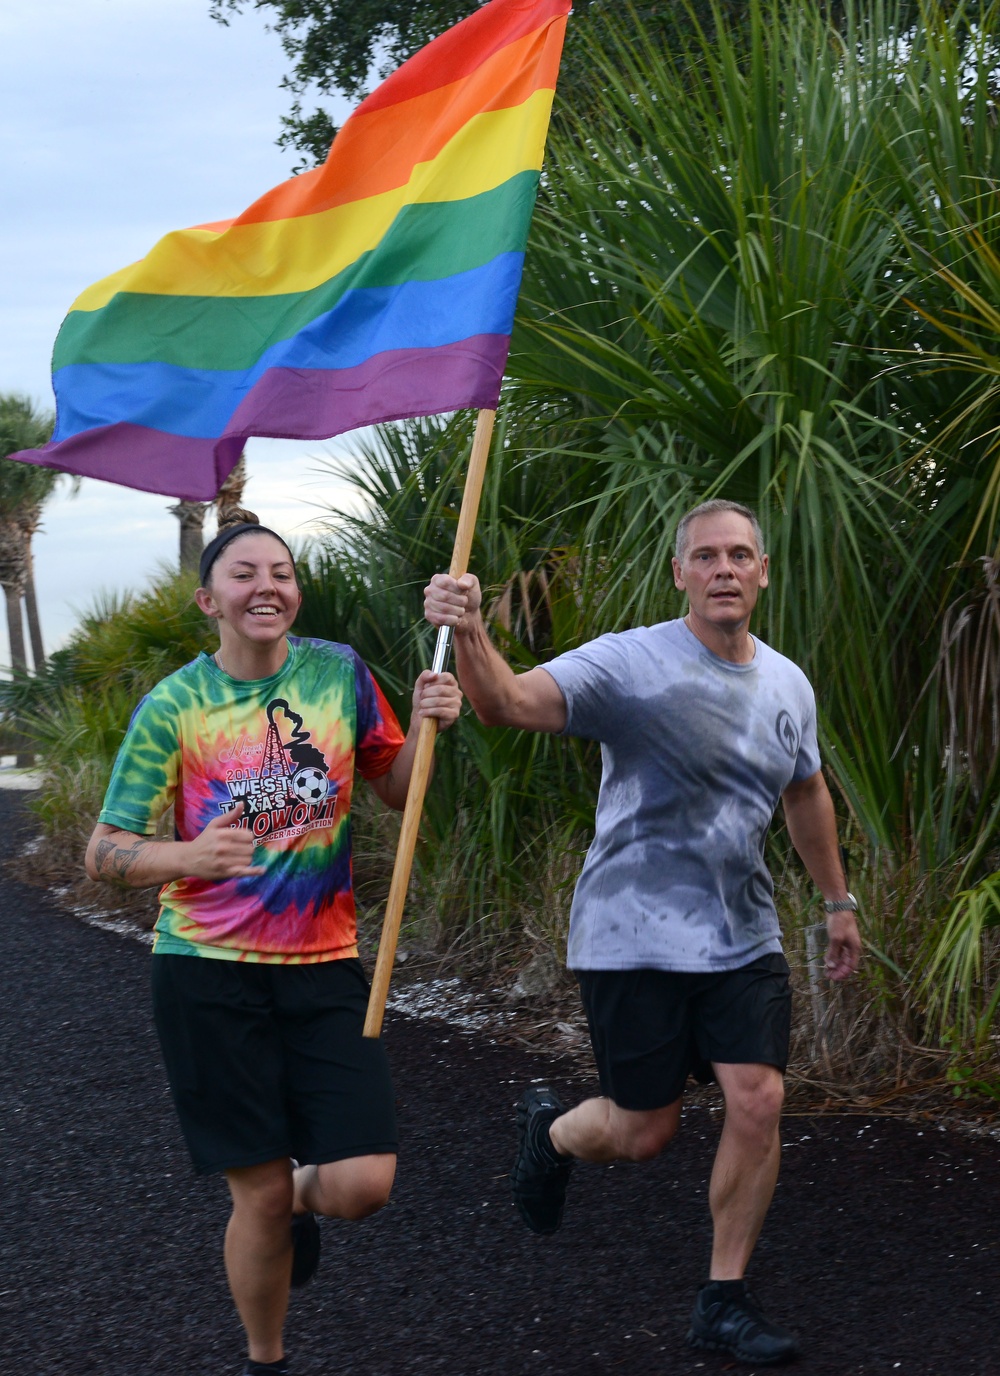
[195,532,302,649]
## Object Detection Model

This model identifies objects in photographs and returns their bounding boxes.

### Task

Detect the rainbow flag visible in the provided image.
[16,0,570,500]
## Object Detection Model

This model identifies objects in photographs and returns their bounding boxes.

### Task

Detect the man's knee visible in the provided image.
[720,1066,785,1136]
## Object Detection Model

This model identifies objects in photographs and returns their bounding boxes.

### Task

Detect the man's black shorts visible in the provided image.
[151,954,398,1175]
[576,954,791,1112]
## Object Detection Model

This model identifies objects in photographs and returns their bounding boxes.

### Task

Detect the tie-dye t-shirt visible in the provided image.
[98,637,405,963]
[543,618,820,973]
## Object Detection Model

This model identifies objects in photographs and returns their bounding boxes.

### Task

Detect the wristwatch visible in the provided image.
[823,893,858,913]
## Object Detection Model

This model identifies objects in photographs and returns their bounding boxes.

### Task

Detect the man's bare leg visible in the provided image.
[550,1096,682,1162]
[512,1086,684,1234]
[224,1158,295,1366]
[707,1062,785,1279]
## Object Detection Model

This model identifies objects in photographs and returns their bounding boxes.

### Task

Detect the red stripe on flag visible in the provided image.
[358,0,571,113]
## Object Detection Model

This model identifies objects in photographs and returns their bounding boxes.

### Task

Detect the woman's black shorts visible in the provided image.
[576,953,791,1111]
[151,954,397,1175]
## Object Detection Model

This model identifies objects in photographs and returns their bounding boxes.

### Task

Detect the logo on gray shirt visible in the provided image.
[775,710,800,757]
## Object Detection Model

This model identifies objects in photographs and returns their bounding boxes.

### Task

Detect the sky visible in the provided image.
[0,0,362,653]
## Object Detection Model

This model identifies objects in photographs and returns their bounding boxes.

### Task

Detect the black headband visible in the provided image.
[198,523,295,586]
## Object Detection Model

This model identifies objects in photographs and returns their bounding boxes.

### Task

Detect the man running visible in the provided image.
[423,498,861,1367]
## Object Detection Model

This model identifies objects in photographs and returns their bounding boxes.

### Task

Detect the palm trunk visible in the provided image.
[215,453,247,518]
[169,501,209,575]
[3,582,27,673]
[23,544,44,671]
[3,581,31,766]
[0,518,30,678]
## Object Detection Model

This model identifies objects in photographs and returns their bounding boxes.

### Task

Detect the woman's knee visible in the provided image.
[613,1106,680,1162]
[226,1159,294,1223]
[315,1154,396,1220]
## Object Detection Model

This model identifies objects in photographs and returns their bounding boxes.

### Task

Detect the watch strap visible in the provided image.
[824,893,857,913]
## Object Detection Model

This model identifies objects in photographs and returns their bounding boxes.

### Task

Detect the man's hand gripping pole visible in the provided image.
[363,409,495,1038]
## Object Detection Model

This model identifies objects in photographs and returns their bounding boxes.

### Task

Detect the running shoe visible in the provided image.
[290,1210,320,1288]
[510,1085,573,1235]
[687,1280,799,1366]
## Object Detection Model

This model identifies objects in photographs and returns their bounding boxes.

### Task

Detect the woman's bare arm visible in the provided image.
[85,802,264,887]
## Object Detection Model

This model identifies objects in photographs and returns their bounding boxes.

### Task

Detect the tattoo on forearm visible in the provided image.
[94,835,150,884]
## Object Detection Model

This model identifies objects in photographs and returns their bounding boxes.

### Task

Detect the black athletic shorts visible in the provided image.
[151,954,398,1175]
[576,953,791,1112]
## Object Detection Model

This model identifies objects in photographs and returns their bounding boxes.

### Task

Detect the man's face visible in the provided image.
[671,511,768,632]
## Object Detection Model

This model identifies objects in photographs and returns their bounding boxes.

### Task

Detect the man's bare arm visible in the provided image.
[424,573,567,733]
[781,770,861,981]
[85,803,264,887]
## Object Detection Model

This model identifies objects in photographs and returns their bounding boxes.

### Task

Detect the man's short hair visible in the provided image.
[675,500,766,563]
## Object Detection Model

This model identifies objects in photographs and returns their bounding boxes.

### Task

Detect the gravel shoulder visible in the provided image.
[2,789,997,1375]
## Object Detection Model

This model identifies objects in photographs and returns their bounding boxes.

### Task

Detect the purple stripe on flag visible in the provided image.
[13,427,239,502]
[228,334,509,440]
[12,336,510,501]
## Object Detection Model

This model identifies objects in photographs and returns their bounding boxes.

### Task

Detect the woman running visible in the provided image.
[86,509,462,1376]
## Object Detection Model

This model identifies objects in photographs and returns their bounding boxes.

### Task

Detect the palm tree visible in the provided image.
[214,451,247,521]
[168,500,209,575]
[19,498,52,670]
[169,450,248,577]
[0,512,29,673]
[0,395,58,673]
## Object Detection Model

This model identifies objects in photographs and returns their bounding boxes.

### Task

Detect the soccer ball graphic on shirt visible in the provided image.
[291,766,330,805]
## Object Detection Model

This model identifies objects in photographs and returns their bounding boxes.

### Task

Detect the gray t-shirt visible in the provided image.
[543,618,820,972]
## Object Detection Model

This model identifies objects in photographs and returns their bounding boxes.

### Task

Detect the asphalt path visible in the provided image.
[2,788,998,1376]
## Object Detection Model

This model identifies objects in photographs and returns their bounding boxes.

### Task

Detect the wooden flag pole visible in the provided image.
[363,407,497,1037]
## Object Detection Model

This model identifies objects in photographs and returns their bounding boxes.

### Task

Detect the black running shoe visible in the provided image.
[687,1281,799,1366]
[510,1085,573,1235]
[290,1211,320,1288]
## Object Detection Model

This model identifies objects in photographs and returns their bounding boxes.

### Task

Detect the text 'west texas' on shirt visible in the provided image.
[543,618,820,973]
[98,637,405,964]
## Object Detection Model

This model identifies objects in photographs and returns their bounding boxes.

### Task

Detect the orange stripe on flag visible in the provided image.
[234,22,565,227]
